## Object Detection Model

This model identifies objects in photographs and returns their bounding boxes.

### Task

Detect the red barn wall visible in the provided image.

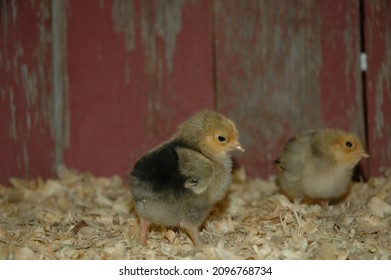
[0,1,54,182]
[214,0,366,177]
[1,0,390,184]
[64,0,215,178]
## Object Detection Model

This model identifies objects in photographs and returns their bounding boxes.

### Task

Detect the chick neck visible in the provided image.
[201,145,232,163]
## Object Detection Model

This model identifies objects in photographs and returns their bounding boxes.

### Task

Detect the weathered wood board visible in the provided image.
[0,1,54,183]
[64,0,215,177]
[1,0,390,184]
[364,0,391,176]
[214,0,366,177]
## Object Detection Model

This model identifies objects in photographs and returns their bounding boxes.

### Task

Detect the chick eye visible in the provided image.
[218,136,226,142]
[345,141,353,148]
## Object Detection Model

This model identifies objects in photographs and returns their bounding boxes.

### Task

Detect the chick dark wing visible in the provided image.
[176,147,213,194]
[129,139,189,198]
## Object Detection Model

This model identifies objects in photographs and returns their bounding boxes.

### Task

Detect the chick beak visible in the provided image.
[360,151,370,158]
[233,141,245,152]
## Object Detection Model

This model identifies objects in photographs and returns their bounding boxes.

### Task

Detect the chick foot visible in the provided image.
[139,218,150,246]
[181,221,204,248]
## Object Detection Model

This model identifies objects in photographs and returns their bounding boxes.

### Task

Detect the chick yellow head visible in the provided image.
[204,121,244,156]
[176,110,244,159]
[323,130,369,167]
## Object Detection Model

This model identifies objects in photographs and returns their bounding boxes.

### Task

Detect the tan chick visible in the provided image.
[128,110,244,247]
[274,129,369,204]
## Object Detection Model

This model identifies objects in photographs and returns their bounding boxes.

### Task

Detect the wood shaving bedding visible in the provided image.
[0,166,390,260]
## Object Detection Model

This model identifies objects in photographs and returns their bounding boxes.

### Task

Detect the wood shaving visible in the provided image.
[0,166,390,259]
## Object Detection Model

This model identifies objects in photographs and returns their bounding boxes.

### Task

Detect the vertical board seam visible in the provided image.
[359,0,370,176]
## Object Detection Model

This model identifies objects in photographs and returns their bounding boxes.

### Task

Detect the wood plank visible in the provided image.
[364,0,391,175]
[0,1,54,184]
[214,0,365,177]
[64,0,214,177]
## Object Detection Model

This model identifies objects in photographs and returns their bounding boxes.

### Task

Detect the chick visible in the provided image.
[274,129,369,203]
[128,110,244,247]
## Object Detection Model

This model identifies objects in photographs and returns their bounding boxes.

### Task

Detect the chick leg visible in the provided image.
[180,221,204,248]
[139,218,150,246]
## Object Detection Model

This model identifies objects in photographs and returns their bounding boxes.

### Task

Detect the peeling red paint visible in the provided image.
[0,1,54,184]
[318,0,367,175]
[1,0,390,184]
[215,1,365,177]
[64,0,214,177]
[318,1,364,133]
